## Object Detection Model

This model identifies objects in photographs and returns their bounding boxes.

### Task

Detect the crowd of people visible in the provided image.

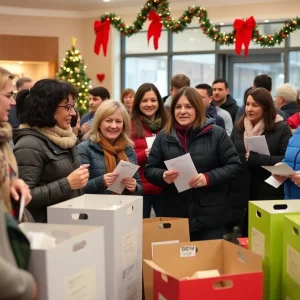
[1,64,300,298]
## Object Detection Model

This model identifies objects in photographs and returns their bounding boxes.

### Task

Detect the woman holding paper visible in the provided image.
[131,83,168,218]
[230,87,292,236]
[144,87,242,241]
[78,100,142,195]
[14,79,89,223]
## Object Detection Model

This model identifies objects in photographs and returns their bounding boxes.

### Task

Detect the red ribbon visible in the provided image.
[147,10,162,50]
[233,16,256,57]
[94,19,110,57]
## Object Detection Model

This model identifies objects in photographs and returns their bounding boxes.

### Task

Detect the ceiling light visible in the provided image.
[220,22,224,26]
[103,0,110,2]
[18,61,23,64]
[264,20,269,23]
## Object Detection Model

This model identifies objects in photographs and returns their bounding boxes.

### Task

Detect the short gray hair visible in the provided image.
[276,83,297,103]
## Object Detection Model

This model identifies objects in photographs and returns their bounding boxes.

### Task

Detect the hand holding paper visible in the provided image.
[164,153,198,193]
[107,160,140,194]
[146,136,156,148]
[262,163,296,177]
[245,136,270,155]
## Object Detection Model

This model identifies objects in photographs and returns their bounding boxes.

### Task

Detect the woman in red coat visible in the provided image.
[131,83,168,218]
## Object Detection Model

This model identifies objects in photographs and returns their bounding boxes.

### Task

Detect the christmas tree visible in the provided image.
[57,38,92,115]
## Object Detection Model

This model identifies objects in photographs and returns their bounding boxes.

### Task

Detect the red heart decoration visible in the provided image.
[97,73,105,82]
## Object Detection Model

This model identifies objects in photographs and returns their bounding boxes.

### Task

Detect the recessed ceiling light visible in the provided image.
[103,0,110,2]
[264,20,269,23]
[18,61,23,64]
[220,22,224,26]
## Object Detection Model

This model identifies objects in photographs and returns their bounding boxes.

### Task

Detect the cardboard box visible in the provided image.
[144,240,263,300]
[143,218,190,300]
[248,200,300,300]
[47,194,143,300]
[19,223,106,300]
[283,215,300,300]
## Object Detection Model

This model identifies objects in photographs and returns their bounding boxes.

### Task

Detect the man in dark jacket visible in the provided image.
[274,83,298,119]
[212,79,239,123]
[195,84,225,129]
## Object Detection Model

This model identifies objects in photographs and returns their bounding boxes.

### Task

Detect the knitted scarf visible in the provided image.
[244,114,283,151]
[20,124,77,149]
[99,136,129,173]
[0,123,18,214]
[142,116,162,133]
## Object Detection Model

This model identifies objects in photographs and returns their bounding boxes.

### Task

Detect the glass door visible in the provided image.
[227,54,285,106]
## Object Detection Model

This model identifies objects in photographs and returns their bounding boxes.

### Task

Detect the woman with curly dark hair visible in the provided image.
[13,79,89,222]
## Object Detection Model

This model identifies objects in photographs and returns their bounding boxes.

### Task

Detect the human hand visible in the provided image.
[10,179,32,206]
[103,173,119,187]
[163,170,179,184]
[122,177,137,193]
[31,281,38,299]
[245,152,250,161]
[189,173,208,188]
[145,148,151,157]
[67,165,89,190]
[289,171,300,187]
[81,122,90,135]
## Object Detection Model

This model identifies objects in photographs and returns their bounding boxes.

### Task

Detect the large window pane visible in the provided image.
[173,27,215,52]
[232,61,284,105]
[289,52,300,89]
[220,23,284,50]
[125,57,168,96]
[172,54,215,87]
[125,31,168,54]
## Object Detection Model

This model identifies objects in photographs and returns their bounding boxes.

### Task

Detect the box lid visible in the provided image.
[249,200,300,214]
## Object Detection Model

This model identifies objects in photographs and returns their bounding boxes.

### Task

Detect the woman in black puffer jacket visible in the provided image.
[144,87,242,241]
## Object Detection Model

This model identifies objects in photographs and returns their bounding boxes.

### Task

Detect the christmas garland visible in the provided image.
[96,0,300,47]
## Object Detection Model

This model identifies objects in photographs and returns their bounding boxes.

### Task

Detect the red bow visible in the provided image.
[147,10,162,50]
[234,16,256,57]
[94,19,110,57]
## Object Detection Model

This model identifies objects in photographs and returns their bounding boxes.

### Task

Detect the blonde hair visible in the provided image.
[89,100,134,147]
[0,67,14,91]
[276,83,297,103]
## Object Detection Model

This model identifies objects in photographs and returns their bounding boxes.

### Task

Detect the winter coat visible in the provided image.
[206,103,225,129]
[144,121,242,232]
[287,112,300,129]
[281,102,298,119]
[78,139,142,195]
[13,129,82,223]
[219,95,239,123]
[282,126,300,199]
[229,122,292,225]
[131,122,162,195]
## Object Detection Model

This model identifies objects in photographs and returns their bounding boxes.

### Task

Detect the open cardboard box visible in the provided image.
[145,239,263,300]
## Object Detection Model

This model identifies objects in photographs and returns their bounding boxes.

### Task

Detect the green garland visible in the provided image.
[96,0,300,47]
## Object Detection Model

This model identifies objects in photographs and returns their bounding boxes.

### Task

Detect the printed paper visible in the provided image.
[146,136,156,148]
[287,244,300,285]
[251,227,265,259]
[151,240,179,259]
[265,176,283,188]
[65,265,97,300]
[262,164,296,177]
[107,160,140,194]
[164,153,198,193]
[159,294,167,300]
[245,135,270,155]
[123,229,138,267]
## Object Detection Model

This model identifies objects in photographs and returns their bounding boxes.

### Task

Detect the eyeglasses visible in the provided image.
[58,102,76,112]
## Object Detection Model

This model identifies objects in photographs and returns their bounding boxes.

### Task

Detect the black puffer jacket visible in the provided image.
[13,129,82,222]
[144,123,242,232]
[229,121,292,226]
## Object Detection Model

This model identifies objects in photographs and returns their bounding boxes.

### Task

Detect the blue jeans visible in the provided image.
[143,194,162,218]
[190,228,225,241]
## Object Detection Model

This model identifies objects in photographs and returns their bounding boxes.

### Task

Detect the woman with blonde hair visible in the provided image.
[78,100,142,195]
[145,87,242,241]
[121,88,135,114]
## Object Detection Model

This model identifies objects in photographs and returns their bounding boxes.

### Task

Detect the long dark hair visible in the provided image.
[236,87,277,132]
[131,83,168,138]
